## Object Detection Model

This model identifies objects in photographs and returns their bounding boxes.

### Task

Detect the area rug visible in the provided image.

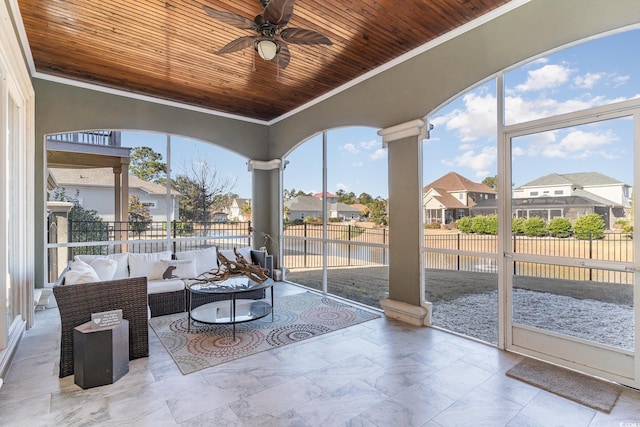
[506,357,623,413]
[149,292,380,374]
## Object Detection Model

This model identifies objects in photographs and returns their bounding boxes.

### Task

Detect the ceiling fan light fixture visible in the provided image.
[256,39,278,61]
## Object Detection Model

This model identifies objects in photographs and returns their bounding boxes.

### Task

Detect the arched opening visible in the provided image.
[423,28,640,387]
[45,130,253,285]
[282,127,389,308]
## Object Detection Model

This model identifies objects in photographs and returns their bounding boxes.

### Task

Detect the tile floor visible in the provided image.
[1,282,639,426]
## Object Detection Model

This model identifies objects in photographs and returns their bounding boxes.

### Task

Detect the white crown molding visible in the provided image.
[247,159,283,171]
[378,119,426,147]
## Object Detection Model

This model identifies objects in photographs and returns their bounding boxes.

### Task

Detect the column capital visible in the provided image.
[378,119,426,147]
[247,159,286,171]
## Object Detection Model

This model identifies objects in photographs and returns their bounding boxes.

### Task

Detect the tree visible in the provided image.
[241,200,252,220]
[367,199,388,225]
[52,188,108,254]
[129,146,167,183]
[283,188,311,200]
[337,190,356,204]
[172,160,237,223]
[357,192,374,205]
[482,175,497,190]
[128,195,152,236]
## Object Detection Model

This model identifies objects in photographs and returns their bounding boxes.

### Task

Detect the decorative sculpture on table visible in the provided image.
[191,247,269,284]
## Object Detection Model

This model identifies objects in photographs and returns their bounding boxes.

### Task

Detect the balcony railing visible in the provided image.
[47,131,121,147]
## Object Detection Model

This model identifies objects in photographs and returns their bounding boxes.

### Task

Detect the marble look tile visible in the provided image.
[422,359,494,401]
[431,387,523,426]
[229,376,323,424]
[302,354,384,393]
[181,404,244,426]
[507,390,595,427]
[254,410,312,427]
[409,340,469,370]
[363,357,437,396]
[293,379,387,426]
[476,371,540,407]
[248,353,331,389]
[0,394,51,426]
[589,388,640,427]
[340,414,379,427]
[360,382,454,426]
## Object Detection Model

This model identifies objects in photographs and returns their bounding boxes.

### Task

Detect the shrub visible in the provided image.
[573,214,605,240]
[426,221,441,229]
[328,217,342,222]
[456,216,473,233]
[512,217,526,234]
[523,217,547,237]
[303,216,323,225]
[548,217,572,238]
[471,214,498,235]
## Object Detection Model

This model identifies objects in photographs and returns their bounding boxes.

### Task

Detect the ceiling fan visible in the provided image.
[203,0,332,69]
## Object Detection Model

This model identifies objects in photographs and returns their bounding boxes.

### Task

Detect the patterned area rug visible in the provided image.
[149,292,380,374]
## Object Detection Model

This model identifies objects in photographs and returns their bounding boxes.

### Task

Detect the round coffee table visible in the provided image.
[186,276,274,339]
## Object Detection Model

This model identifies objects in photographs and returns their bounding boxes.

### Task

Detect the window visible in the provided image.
[554,190,563,195]
[530,191,539,196]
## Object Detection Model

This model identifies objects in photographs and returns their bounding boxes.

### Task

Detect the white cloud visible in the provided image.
[516,64,573,92]
[448,145,497,177]
[369,148,387,160]
[431,90,497,142]
[512,146,524,156]
[360,140,378,150]
[352,161,364,167]
[613,75,630,88]
[574,72,603,89]
[336,183,348,192]
[520,129,618,159]
[341,143,360,154]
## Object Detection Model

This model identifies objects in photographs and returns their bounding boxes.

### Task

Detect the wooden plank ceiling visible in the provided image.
[18,0,510,121]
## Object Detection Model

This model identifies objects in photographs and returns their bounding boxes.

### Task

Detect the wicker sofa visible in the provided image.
[52,246,273,378]
[53,277,149,378]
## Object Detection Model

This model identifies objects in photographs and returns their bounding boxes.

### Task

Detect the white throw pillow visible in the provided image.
[89,257,117,281]
[160,259,197,279]
[128,251,172,280]
[175,247,218,275]
[75,253,129,279]
[65,260,101,285]
[219,246,253,263]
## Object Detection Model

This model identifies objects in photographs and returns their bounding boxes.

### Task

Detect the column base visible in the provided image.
[379,299,430,326]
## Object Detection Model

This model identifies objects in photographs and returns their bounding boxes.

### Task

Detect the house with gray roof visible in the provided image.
[285,195,360,222]
[504,172,631,228]
[49,167,181,222]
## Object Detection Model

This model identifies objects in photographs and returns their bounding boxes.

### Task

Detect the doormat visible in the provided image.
[506,357,623,413]
[149,291,380,374]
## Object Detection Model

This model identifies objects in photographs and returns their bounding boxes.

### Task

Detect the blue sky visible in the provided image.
[123,29,639,198]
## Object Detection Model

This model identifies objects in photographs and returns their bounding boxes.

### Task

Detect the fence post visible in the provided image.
[172,221,177,254]
[348,225,352,266]
[383,228,387,265]
[68,218,73,261]
[304,223,308,268]
[589,231,593,281]
[513,234,517,275]
[457,233,460,271]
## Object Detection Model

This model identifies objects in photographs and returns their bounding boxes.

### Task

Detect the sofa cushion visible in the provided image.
[147,279,185,295]
[88,257,117,281]
[65,260,101,285]
[175,247,218,275]
[160,259,197,279]
[219,246,252,263]
[129,251,172,280]
[75,253,129,280]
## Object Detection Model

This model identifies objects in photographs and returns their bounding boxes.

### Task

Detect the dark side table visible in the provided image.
[73,319,129,389]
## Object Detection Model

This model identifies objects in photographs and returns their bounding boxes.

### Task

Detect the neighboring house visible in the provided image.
[508,172,631,228]
[313,192,338,203]
[422,172,497,224]
[285,195,360,221]
[48,167,181,222]
[223,198,251,221]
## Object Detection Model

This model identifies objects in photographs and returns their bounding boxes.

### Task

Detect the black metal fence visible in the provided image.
[67,220,253,258]
[423,232,633,284]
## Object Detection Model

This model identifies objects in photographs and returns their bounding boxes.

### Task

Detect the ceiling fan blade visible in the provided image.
[216,36,256,55]
[280,28,332,45]
[263,0,294,27]
[275,41,291,69]
[203,5,256,30]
